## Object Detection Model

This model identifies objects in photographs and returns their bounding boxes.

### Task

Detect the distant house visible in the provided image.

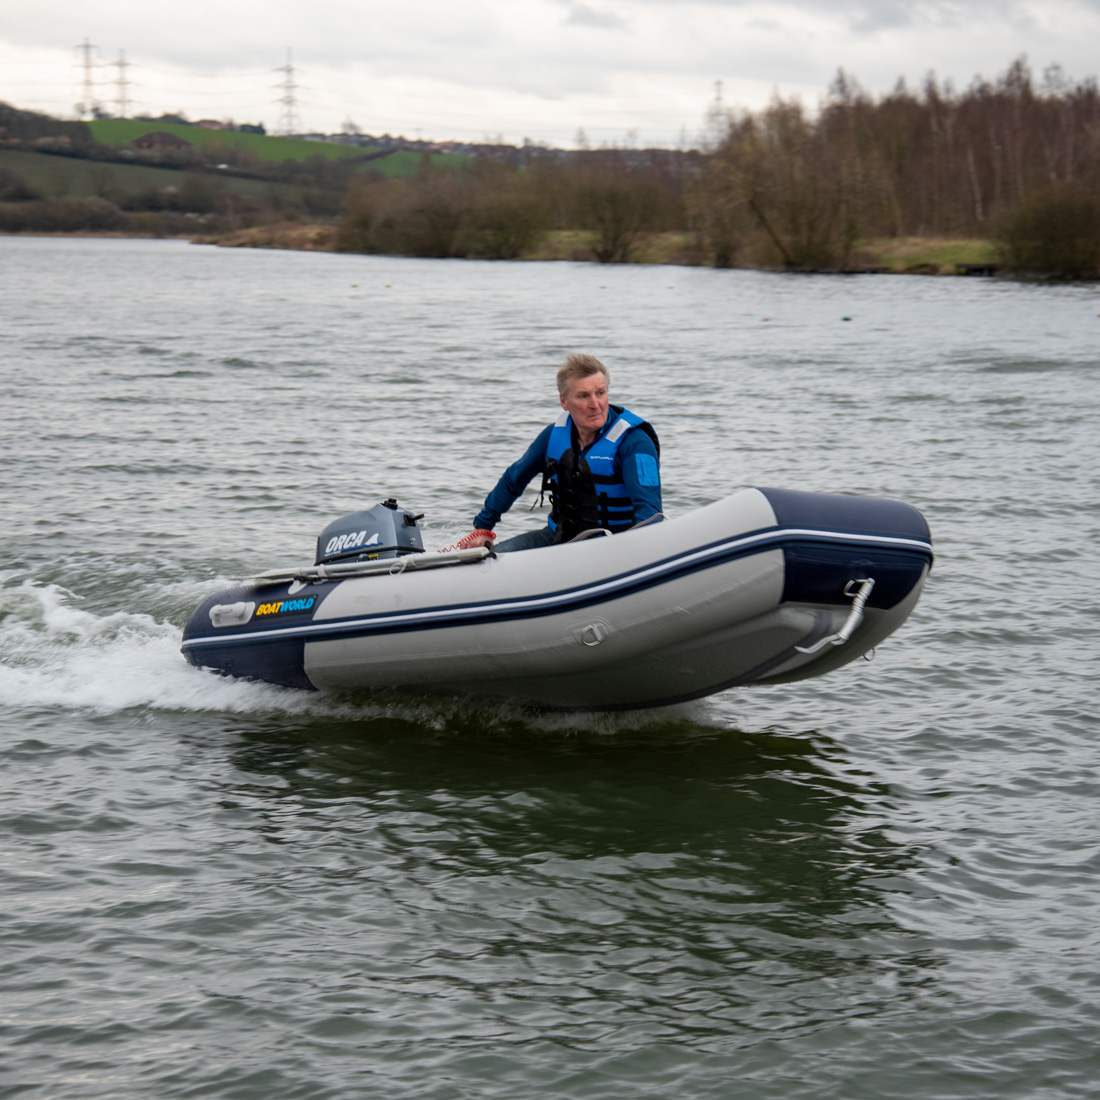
[196,119,229,130]
[131,131,192,152]
[34,135,71,150]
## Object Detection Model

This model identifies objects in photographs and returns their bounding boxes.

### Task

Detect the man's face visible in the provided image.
[561,372,609,436]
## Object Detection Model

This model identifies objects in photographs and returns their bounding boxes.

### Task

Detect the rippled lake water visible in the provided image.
[2,237,1099,1099]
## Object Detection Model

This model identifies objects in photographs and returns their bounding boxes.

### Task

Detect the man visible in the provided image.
[454,353,661,553]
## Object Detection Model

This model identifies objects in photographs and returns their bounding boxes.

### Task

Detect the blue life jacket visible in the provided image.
[544,404,658,542]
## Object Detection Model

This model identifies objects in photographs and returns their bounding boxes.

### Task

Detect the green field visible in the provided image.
[363,148,469,178]
[0,147,303,203]
[88,119,368,162]
[86,119,468,177]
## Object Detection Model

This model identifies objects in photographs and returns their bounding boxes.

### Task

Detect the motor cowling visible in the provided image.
[314,498,424,565]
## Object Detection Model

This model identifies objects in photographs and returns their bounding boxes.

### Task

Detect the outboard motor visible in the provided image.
[315,498,424,565]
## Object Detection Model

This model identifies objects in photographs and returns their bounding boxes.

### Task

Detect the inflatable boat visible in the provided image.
[181,488,933,710]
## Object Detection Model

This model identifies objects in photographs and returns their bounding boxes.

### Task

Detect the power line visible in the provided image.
[113,50,132,119]
[274,48,301,135]
[74,37,98,119]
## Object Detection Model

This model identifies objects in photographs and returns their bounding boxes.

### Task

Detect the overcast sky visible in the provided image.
[3,0,1099,146]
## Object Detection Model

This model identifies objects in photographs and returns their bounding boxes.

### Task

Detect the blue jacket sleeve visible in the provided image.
[473,424,554,531]
[617,429,662,523]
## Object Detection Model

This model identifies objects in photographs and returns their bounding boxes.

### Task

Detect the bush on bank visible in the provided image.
[337,160,549,259]
[0,166,43,202]
[0,196,129,233]
[995,184,1100,278]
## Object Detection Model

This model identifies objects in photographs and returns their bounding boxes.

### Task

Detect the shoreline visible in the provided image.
[194,223,1004,275]
[4,224,1002,275]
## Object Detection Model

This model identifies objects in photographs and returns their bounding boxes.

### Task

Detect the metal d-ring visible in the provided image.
[795,578,876,654]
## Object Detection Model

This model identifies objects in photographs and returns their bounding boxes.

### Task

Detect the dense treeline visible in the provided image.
[336,59,1100,277]
[696,59,1100,274]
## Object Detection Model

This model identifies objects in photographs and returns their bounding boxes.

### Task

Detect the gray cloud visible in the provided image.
[563,3,630,30]
[612,0,1100,33]
[2,0,1099,144]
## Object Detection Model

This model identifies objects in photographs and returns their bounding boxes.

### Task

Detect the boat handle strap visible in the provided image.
[795,578,876,654]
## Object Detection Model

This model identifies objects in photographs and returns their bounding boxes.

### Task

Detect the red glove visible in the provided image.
[446,529,496,552]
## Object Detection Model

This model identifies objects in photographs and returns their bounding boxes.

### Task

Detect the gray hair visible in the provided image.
[556,353,610,397]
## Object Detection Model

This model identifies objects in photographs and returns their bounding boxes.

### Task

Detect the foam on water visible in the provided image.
[0,577,313,715]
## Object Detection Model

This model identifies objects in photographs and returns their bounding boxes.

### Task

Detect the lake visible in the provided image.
[2,236,1098,1098]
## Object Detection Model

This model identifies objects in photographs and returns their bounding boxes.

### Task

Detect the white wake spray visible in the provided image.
[0,578,313,715]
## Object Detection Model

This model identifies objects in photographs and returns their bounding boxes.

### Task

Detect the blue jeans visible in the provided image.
[494,525,556,553]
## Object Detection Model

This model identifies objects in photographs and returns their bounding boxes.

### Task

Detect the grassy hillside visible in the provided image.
[0,147,302,203]
[370,149,468,178]
[88,119,365,162]
[86,119,468,178]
